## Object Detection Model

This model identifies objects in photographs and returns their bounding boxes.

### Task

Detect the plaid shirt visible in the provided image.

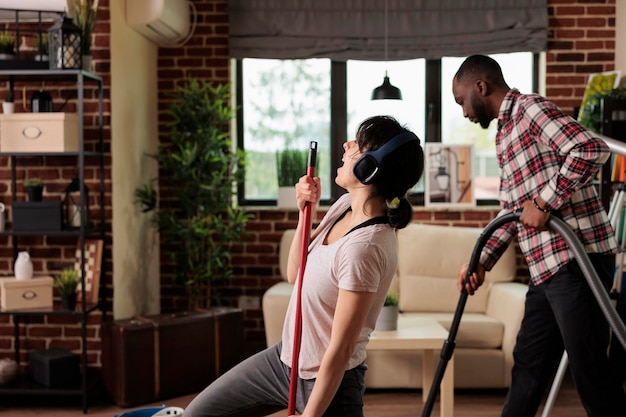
[479,89,617,285]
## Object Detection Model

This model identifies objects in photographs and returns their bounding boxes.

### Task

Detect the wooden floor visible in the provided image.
[0,372,592,417]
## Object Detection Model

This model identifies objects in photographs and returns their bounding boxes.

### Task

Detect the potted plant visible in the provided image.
[71,0,98,71]
[375,292,399,330]
[2,90,14,115]
[54,268,79,310]
[0,32,14,59]
[35,33,49,61]
[276,148,307,208]
[135,78,252,309]
[24,178,44,202]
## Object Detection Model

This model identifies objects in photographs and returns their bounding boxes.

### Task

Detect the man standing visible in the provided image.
[453,54,626,417]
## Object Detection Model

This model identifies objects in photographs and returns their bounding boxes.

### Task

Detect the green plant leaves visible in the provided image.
[134,78,253,308]
[578,86,626,133]
[277,148,307,186]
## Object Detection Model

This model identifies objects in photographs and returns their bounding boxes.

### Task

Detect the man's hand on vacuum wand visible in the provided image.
[520,196,550,230]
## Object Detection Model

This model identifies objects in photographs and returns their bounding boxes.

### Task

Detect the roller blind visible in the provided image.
[228,0,547,60]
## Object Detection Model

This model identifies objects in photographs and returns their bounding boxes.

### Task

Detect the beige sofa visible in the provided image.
[262,223,528,389]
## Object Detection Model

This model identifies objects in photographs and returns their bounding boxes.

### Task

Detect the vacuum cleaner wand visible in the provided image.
[421,211,626,417]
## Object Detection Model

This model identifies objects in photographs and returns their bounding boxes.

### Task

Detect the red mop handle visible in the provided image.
[288,141,317,416]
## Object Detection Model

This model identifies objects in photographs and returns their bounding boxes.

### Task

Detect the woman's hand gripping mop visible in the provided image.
[288,141,318,416]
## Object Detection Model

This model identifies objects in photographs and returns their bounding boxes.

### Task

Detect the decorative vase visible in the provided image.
[82,55,92,72]
[61,293,77,311]
[0,202,5,232]
[0,358,18,385]
[375,305,399,330]
[14,251,33,280]
[2,102,14,114]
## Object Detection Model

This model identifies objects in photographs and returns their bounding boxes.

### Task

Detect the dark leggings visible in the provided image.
[183,342,366,417]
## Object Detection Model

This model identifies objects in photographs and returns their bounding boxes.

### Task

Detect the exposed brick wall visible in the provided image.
[546,0,616,114]
[0,0,617,368]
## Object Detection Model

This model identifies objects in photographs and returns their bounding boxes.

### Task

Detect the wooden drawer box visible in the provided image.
[0,276,53,311]
[0,113,79,153]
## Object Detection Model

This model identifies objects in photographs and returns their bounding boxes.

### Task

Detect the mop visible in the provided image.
[420,211,626,417]
[287,141,318,416]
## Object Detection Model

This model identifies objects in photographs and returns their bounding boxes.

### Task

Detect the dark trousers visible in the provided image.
[502,254,626,417]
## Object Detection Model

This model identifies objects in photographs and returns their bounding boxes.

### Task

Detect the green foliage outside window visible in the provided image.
[276,148,308,187]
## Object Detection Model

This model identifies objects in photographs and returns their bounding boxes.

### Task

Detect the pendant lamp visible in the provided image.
[371,0,402,100]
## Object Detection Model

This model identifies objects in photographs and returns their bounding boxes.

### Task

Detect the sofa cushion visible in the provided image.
[396,223,517,313]
[279,229,297,280]
[262,282,293,346]
[403,312,504,349]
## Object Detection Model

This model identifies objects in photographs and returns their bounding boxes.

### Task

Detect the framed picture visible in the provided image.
[74,239,103,305]
[425,143,475,207]
[578,70,621,123]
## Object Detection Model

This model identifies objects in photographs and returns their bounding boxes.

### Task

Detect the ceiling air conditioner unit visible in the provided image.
[126,0,192,47]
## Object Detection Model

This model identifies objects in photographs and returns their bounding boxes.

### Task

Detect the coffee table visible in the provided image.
[367,316,454,417]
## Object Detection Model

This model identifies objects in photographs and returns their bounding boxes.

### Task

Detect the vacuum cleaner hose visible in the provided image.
[421,211,626,417]
[482,212,626,349]
[544,214,626,349]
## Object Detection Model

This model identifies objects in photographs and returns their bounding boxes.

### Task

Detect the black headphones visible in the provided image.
[353,131,419,185]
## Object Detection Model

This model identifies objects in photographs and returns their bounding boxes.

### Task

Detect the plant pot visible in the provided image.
[375,305,399,330]
[61,293,77,311]
[82,55,92,72]
[26,186,44,202]
[2,102,14,115]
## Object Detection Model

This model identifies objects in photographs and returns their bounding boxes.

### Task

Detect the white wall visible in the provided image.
[617,0,626,85]
[109,0,161,319]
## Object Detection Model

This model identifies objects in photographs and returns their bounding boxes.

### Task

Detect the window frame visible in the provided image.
[235,55,539,207]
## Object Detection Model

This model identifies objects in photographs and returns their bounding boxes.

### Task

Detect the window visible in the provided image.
[441,52,535,200]
[237,53,537,206]
[346,60,425,142]
[239,58,331,203]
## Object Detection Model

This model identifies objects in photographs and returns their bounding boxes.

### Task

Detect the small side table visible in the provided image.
[368,316,455,417]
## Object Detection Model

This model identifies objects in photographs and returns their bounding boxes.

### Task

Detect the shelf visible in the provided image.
[0,60,49,71]
[0,370,100,397]
[0,302,101,316]
[0,69,103,83]
[0,227,102,237]
[0,65,106,414]
[0,151,104,157]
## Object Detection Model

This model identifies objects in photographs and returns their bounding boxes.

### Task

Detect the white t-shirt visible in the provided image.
[280,193,398,379]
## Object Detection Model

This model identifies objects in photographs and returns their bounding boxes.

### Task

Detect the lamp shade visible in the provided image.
[371,75,402,100]
[435,166,450,191]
